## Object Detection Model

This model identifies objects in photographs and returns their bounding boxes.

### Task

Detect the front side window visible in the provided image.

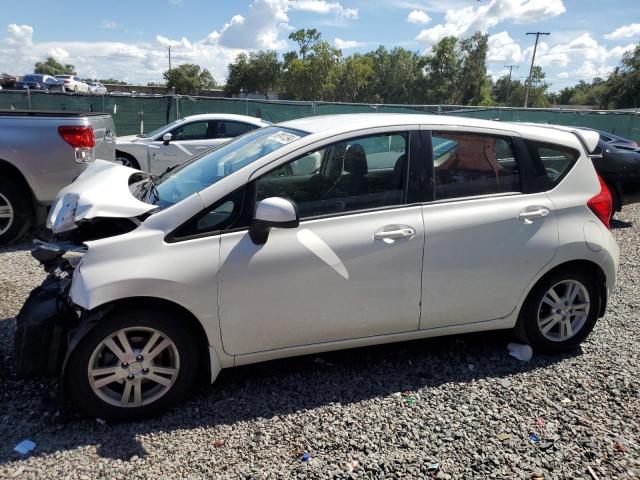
[432,132,520,200]
[151,127,307,208]
[255,133,409,219]
[169,121,209,141]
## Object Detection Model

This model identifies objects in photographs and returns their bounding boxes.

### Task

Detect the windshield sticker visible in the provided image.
[267,131,301,144]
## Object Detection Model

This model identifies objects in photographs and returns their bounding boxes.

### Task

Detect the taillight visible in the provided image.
[64,80,70,83]
[587,175,612,229]
[58,126,96,163]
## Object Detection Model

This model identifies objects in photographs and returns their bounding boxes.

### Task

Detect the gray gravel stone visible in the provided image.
[1,206,639,479]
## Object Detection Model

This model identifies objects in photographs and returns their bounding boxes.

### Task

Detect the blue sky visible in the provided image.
[1,0,639,91]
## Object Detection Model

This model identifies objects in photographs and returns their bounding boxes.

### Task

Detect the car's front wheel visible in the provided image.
[65,308,199,421]
[515,267,601,353]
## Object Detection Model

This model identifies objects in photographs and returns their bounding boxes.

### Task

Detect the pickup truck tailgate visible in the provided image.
[90,113,116,161]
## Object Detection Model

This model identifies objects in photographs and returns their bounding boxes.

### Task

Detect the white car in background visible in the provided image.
[19,114,618,420]
[55,75,90,93]
[115,114,271,175]
[87,81,108,94]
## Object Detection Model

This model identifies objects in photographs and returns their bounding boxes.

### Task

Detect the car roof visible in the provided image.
[179,113,270,126]
[279,114,598,152]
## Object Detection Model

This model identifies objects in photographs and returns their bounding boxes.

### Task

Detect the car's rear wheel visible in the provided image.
[65,308,199,421]
[0,177,33,245]
[515,267,601,353]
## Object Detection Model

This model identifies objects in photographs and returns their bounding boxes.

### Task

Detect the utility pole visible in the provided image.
[523,32,549,108]
[168,46,172,71]
[504,64,518,104]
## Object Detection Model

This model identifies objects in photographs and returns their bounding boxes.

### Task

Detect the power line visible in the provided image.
[524,32,550,108]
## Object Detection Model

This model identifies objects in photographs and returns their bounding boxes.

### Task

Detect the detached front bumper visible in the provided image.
[14,243,83,377]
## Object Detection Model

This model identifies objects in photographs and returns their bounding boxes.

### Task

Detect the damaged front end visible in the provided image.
[14,241,85,377]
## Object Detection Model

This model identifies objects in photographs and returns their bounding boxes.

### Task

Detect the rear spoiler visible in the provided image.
[509,122,601,155]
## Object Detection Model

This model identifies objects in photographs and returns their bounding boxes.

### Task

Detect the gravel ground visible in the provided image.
[0,208,638,480]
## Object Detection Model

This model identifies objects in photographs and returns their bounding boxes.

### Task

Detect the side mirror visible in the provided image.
[249,197,299,245]
[162,133,172,145]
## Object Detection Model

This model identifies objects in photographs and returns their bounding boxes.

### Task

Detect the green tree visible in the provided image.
[458,32,490,104]
[603,44,640,108]
[421,37,462,104]
[281,30,341,101]
[514,66,550,107]
[364,46,422,103]
[98,78,127,85]
[337,54,374,102]
[34,57,75,75]
[225,50,281,97]
[288,28,321,60]
[163,64,216,95]
[492,75,524,106]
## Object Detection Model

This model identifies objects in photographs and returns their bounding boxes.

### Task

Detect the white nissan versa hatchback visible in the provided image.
[15,114,618,420]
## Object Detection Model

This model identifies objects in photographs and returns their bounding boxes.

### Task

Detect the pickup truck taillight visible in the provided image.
[58,126,96,163]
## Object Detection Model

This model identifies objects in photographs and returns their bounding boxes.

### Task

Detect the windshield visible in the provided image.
[140,118,185,139]
[149,126,307,208]
[22,75,41,82]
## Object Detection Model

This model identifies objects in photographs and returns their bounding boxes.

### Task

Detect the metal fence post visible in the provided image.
[245,99,249,116]
[27,89,31,110]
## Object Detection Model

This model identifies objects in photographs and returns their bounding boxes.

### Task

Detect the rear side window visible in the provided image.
[432,132,520,200]
[216,121,253,138]
[526,140,579,188]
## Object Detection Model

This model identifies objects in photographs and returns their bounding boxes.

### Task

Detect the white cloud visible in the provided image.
[533,33,635,68]
[334,38,361,49]
[577,60,613,79]
[289,0,358,19]
[487,31,523,63]
[415,0,566,45]
[6,24,33,48]
[407,9,431,25]
[557,71,569,79]
[212,0,290,50]
[604,23,640,40]
[100,20,118,29]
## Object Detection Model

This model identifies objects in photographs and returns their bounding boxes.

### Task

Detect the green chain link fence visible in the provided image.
[2,91,638,141]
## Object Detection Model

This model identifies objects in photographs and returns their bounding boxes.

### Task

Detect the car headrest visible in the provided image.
[343,144,368,175]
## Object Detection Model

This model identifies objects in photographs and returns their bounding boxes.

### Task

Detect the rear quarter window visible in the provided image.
[525,140,579,190]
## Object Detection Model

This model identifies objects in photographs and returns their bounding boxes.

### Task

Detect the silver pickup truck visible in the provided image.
[0,110,116,244]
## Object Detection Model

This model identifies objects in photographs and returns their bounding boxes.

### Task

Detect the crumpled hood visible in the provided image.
[47,159,157,233]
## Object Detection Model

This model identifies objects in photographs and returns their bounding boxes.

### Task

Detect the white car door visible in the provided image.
[419,129,559,329]
[149,120,212,176]
[217,130,425,355]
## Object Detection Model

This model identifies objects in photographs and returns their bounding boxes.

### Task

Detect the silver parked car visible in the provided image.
[16,114,618,420]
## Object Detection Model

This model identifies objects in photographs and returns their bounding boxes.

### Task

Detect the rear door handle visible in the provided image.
[518,207,550,224]
[374,225,416,242]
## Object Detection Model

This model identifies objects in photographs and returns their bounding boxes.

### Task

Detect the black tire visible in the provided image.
[64,307,199,421]
[514,267,601,353]
[0,176,33,245]
[115,151,141,170]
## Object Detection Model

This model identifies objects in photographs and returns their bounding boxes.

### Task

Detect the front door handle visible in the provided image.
[518,206,550,224]
[374,225,416,242]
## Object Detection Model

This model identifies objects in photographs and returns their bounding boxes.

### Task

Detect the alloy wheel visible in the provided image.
[87,327,180,408]
[537,279,590,342]
[0,192,14,236]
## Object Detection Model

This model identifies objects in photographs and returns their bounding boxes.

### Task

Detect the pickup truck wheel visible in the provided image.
[0,177,32,245]
[115,151,140,170]
[64,308,198,421]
